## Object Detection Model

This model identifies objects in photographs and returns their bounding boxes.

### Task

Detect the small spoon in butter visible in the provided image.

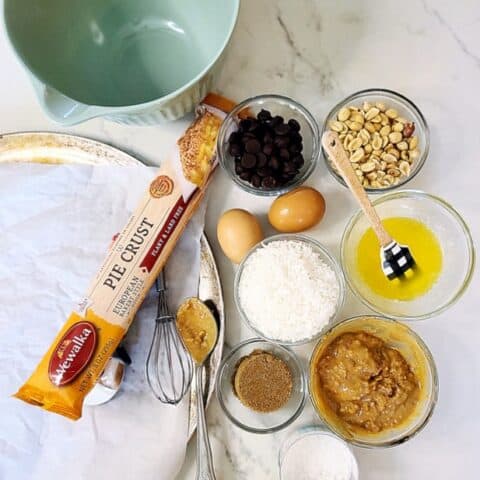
[176,297,218,480]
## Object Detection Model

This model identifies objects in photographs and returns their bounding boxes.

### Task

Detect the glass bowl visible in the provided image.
[341,190,475,320]
[321,88,429,193]
[309,315,439,448]
[279,426,359,480]
[234,234,346,345]
[216,338,306,434]
[217,94,319,196]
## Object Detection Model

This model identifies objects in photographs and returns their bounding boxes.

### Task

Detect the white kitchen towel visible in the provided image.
[0,163,205,480]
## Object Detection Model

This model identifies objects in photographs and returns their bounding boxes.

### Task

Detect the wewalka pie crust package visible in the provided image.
[14,94,236,420]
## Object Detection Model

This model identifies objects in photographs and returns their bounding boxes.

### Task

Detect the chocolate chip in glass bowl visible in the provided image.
[268,156,281,171]
[263,133,274,144]
[256,152,268,168]
[274,135,290,148]
[272,115,284,126]
[251,174,262,188]
[293,154,305,168]
[241,153,257,169]
[239,171,252,182]
[257,109,272,122]
[262,176,277,188]
[263,143,274,156]
[234,163,243,175]
[245,139,261,154]
[279,148,290,161]
[227,108,305,190]
[288,118,301,132]
[257,167,269,177]
[274,123,290,136]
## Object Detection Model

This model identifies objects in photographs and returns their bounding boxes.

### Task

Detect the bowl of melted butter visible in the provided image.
[309,315,438,448]
[341,190,475,320]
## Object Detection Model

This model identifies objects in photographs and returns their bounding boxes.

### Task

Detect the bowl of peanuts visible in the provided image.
[321,89,429,192]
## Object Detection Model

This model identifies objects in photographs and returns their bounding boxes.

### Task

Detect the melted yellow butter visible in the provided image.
[356,217,443,301]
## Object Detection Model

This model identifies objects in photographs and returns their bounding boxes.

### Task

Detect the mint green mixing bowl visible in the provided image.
[4,0,239,125]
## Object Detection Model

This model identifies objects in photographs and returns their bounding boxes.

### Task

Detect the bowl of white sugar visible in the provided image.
[235,234,345,345]
[279,426,359,480]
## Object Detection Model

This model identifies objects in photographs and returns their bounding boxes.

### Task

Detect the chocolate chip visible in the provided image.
[257,109,272,122]
[293,154,304,168]
[279,148,290,161]
[289,143,301,154]
[245,139,261,154]
[274,123,290,136]
[288,118,301,132]
[229,143,242,156]
[283,161,296,173]
[268,156,280,171]
[241,133,256,143]
[263,143,274,156]
[251,174,261,188]
[291,132,302,144]
[229,131,240,144]
[274,136,290,148]
[239,119,251,131]
[239,171,252,182]
[261,176,277,188]
[257,167,268,177]
[256,152,268,167]
[272,115,284,126]
[263,133,274,144]
[241,153,257,169]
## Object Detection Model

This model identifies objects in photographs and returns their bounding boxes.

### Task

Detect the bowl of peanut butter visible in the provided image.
[309,315,438,447]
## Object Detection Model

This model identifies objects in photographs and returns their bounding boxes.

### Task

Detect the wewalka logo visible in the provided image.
[48,322,97,386]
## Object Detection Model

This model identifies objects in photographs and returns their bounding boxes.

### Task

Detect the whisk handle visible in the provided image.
[195,364,217,480]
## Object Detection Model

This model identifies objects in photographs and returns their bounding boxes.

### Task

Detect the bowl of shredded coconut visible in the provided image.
[235,234,345,345]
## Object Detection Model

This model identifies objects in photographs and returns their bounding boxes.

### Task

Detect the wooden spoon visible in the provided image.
[322,131,415,280]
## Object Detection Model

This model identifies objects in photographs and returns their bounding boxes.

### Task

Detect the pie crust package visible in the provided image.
[14,94,236,420]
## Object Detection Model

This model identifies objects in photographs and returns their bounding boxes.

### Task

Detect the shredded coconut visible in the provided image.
[281,433,356,480]
[238,240,340,342]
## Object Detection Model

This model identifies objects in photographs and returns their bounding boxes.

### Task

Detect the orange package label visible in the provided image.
[14,97,233,419]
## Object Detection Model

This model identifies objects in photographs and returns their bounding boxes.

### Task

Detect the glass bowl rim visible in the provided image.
[215,337,307,434]
[308,314,439,448]
[217,93,320,196]
[340,189,476,320]
[278,426,359,479]
[320,88,430,193]
[234,233,346,345]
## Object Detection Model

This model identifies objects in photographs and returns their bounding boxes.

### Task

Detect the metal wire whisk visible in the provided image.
[146,271,193,404]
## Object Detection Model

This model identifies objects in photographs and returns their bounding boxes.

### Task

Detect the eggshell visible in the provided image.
[217,209,264,263]
[268,187,325,233]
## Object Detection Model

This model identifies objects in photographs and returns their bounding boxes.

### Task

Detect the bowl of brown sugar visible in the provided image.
[216,338,306,433]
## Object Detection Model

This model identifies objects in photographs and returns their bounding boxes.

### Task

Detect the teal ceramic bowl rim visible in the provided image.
[3,0,240,110]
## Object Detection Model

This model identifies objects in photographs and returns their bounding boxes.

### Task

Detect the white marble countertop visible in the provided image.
[1,0,479,478]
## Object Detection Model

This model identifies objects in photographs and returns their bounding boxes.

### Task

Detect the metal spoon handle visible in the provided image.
[195,364,217,480]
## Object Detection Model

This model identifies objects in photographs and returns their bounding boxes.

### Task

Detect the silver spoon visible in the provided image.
[176,298,219,480]
[322,131,416,280]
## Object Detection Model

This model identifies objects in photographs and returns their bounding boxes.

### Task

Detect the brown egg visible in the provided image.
[268,187,326,233]
[217,209,264,264]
